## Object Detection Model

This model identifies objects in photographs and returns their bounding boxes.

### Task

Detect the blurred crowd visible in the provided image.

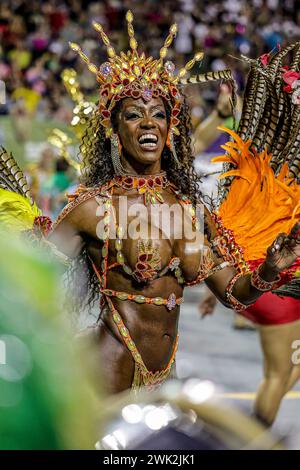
[0,0,299,215]
[1,0,299,120]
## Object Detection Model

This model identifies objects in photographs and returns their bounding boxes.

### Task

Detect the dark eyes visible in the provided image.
[125,112,140,120]
[154,111,166,119]
[124,111,166,120]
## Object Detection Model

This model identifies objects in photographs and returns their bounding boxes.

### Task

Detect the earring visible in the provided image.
[110,133,124,175]
[167,129,180,166]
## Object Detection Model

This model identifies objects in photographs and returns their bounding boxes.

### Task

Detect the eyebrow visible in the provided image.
[123,104,165,112]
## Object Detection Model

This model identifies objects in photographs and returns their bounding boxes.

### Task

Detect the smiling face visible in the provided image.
[116,97,169,172]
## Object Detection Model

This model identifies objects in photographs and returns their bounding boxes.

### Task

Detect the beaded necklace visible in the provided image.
[113,172,169,205]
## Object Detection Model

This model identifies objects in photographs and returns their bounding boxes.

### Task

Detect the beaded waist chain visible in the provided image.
[101,288,183,311]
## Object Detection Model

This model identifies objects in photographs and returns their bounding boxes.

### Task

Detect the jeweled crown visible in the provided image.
[69,10,205,138]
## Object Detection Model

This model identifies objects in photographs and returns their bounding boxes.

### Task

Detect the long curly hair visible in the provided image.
[67,93,204,317]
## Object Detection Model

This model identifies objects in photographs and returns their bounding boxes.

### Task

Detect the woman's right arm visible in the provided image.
[47,202,87,259]
[48,216,84,259]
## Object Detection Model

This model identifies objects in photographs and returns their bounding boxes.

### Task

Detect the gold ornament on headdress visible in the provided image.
[69,10,235,138]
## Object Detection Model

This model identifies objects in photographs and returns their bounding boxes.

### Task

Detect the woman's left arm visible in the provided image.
[205,219,300,310]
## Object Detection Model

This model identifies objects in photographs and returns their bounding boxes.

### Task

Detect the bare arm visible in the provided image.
[205,265,268,309]
[47,197,93,259]
[48,215,85,259]
[204,209,300,310]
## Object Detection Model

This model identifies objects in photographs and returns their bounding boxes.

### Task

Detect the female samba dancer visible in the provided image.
[48,90,299,395]
[47,15,299,396]
[0,13,299,414]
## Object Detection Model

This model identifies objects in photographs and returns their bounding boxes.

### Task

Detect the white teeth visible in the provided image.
[138,133,158,144]
[140,142,157,148]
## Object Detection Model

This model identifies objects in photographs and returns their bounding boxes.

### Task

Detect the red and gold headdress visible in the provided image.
[69,10,235,139]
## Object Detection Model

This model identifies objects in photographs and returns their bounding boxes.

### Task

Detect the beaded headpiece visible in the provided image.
[69,10,235,139]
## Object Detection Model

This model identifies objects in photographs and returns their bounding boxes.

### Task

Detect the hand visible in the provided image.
[264,221,300,275]
[198,291,217,318]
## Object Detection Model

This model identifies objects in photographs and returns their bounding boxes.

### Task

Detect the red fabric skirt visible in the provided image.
[243,292,300,326]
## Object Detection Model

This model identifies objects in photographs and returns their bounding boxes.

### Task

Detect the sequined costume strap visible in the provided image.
[51,180,118,232]
[185,261,230,286]
[100,288,183,310]
[106,297,179,392]
[51,186,100,231]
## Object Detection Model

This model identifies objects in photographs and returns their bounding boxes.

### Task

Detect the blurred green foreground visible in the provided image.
[0,234,99,449]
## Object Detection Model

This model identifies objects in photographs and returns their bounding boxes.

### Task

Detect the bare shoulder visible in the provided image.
[48,187,104,257]
[53,187,103,231]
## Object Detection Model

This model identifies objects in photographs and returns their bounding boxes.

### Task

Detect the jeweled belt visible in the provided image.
[101,288,183,311]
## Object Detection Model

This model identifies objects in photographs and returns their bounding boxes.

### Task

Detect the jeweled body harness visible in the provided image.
[82,174,230,391]
[53,173,250,392]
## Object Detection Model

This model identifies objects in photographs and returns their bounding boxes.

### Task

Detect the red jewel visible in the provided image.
[138,178,146,187]
[155,176,161,185]
[123,78,130,86]
[125,89,132,96]
[102,110,111,118]
[148,178,154,188]
[171,109,180,116]
[139,254,147,262]
[135,272,144,279]
[124,177,133,187]
[136,262,147,271]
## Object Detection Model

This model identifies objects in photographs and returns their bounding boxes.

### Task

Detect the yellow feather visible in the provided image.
[0,189,41,231]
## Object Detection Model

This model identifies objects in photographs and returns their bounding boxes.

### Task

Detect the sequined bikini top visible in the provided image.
[93,174,230,290]
[54,173,238,310]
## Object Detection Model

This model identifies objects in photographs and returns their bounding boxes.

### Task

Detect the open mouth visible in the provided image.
[138,133,158,150]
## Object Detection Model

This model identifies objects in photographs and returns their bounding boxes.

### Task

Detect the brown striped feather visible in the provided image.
[0,147,33,204]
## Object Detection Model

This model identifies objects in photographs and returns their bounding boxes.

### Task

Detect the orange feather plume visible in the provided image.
[212,127,300,262]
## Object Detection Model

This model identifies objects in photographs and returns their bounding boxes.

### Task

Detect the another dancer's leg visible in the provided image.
[254,320,300,425]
